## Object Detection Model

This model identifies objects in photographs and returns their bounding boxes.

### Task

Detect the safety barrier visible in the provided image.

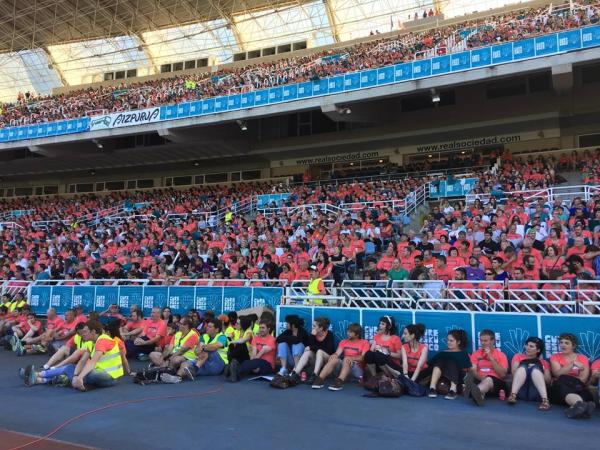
[27,283,284,316]
[276,305,600,362]
[465,184,600,206]
[3,25,600,143]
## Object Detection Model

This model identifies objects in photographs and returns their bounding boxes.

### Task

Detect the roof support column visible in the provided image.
[323,0,340,42]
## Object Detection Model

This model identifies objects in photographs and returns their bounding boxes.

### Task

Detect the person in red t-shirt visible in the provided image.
[507,337,551,410]
[120,309,145,341]
[401,323,428,381]
[22,307,64,351]
[549,333,594,418]
[231,319,276,381]
[465,329,508,406]
[590,358,600,388]
[363,316,402,377]
[312,323,370,391]
[125,307,167,359]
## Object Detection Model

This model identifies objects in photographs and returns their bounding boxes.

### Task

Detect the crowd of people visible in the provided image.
[0,152,598,315]
[1,303,598,419]
[1,2,599,128]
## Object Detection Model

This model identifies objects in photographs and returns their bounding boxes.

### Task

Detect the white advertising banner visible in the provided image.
[89,107,161,131]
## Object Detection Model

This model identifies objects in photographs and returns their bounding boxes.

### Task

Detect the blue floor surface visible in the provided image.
[0,351,597,450]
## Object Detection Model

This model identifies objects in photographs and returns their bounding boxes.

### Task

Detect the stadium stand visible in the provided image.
[1,1,599,128]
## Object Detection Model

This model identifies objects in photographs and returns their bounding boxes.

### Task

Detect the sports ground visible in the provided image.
[0,351,597,450]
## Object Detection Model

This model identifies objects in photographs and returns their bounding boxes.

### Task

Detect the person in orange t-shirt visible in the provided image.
[125,307,167,359]
[311,323,370,391]
[466,329,508,406]
[231,320,276,381]
[507,337,551,410]
[363,316,403,376]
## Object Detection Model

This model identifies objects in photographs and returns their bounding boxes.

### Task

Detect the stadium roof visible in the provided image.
[0,0,527,102]
[0,0,302,53]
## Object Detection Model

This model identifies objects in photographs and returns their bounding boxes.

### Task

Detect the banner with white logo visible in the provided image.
[89,107,161,131]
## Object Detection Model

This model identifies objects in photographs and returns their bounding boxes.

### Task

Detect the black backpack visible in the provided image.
[133,367,177,386]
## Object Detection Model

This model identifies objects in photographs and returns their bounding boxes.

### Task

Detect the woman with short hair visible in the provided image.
[549,333,594,418]
[363,316,402,378]
[289,317,334,385]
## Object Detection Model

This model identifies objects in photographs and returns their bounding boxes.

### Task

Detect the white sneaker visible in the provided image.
[160,373,182,384]
[279,368,288,376]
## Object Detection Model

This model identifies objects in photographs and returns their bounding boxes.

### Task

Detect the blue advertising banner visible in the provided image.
[72,286,96,313]
[451,51,471,71]
[314,307,361,343]
[254,89,269,106]
[558,29,582,52]
[360,69,378,88]
[377,66,394,84]
[297,82,313,98]
[471,47,491,68]
[189,101,203,116]
[428,178,478,198]
[513,38,535,60]
[256,193,290,208]
[227,94,242,110]
[142,286,169,315]
[118,286,144,309]
[252,287,283,308]
[176,102,190,118]
[312,79,328,96]
[327,75,344,93]
[491,43,513,64]
[168,287,195,314]
[277,306,313,334]
[540,315,600,361]
[241,92,256,107]
[415,311,473,355]
[30,286,51,313]
[431,55,451,76]
[194,287,222,312]
[202,98,215,113]
[473,313,538,360]
[582,25,600,48]
[412,59,432,78]
[394,62,413,81]
[51,286,74,314]
[535,33,558,56]
[344,72,361,90]
[95,286,118,310]
[164,105,177,120]
[282,85,298,101]
[268,86,283,104]
[214,96,227,112]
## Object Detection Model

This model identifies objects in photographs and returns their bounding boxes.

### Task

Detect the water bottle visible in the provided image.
[498,389,505,401]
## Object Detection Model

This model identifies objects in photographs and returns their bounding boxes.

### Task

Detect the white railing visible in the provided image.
[0,221,23,229]
[465,185,600,207]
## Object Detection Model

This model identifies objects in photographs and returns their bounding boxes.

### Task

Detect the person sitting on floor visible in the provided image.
[401,323,428,381]
[363,316,403,378]
[425,329,473,400]
[549,333,595,419]
[465,329,509,406]
[507,337,551,411]
[289,317,335,385]
[71,320,125,391]
[227,315,254,366]
[229,319,276,382]
[149,317,198,375]
[120,309,145,341]
[186,318,229,379]
[276,314,309,377]
[311,323,370,391]
[22,324,93,387]
[125,307,167,359]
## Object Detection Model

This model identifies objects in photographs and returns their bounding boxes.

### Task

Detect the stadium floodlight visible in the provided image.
[336,106,352,115]
[89,169,96,176]
[236,120,248,131]
[92,139,103,149]
[430,89,441,103]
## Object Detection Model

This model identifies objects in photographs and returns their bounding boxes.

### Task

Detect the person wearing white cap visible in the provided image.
[305,265,325,306]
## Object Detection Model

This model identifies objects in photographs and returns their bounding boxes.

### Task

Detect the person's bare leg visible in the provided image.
[478,377,494,396]
[337,358,353,381]
[293,351,314,374]
[317,356,338,379]
[530,369,548,399]
[429,366,442,389]
[149,351,165,367]
[510,367,527,395]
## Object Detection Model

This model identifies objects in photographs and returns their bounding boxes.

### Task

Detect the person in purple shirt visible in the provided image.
[465,256,485,280]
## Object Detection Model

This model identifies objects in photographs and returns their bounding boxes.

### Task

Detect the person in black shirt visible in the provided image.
[276,315,309,376]
[289,317,335,384]
[478,229,500,255]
